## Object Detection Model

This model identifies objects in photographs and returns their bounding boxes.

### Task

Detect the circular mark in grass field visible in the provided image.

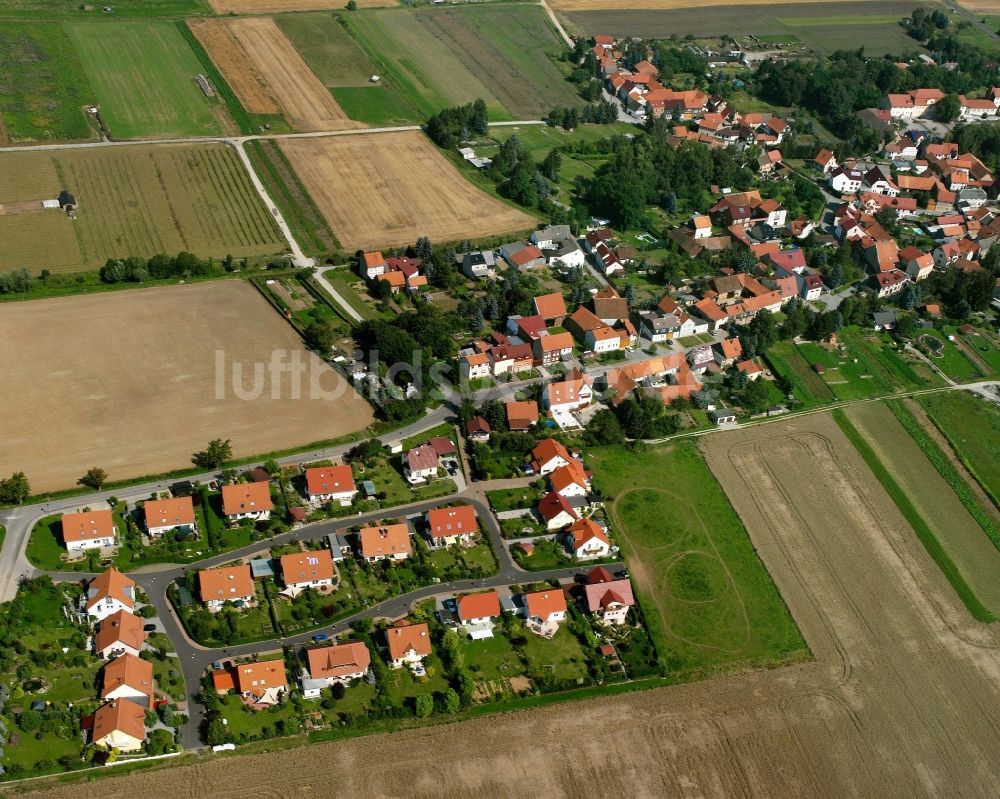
[665,552,730,602]
[616,488,686,549]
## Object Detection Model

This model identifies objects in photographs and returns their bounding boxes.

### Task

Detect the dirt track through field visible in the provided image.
[189,19,279,115]
[19,413,1000,798]
[0,281,373,493]
[278,131,537,249]
[221,17,356,131]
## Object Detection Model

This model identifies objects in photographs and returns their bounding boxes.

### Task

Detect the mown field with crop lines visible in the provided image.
[0,144,283,273]
[66,19,224,139]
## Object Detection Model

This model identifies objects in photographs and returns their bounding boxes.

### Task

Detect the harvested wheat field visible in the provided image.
[550,0,880,8]
[279,131,537,249]
[0,281,373,493]
[19,414,1000,798]
[958,0,1000,12]
[203,17,355,131]
[207,0,393,14]
[188,18,279,115]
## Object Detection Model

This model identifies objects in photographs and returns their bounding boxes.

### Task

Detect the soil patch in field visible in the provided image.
[215,17,356,132]
[0,281,374,493]
[20,414,1000,798]
[188,18,279,115]
[277,131,537,249]
[845,401,1000,614]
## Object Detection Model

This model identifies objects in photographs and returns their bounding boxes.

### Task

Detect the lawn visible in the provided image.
[513,537,574,570]
[589,442,806,674]
[26,514,109,572]
[318,268,386,321]
[459,630,524,682]
[955,327,1000,376]
[518,622,589,682]
[66,20,224,139]
[766,340,835,407]
[380,653,451,705]
[918,390,1000,509]
[919,331,983,382]
[487,486,545,513]
[146,633,186,701]
[0,22,96,142]
[217,693,299,740]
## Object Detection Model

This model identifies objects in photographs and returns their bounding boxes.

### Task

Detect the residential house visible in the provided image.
[874,309,898,331]
[280,550,334,595]
[500,242,545,270]
[403,444,439,484]
[358,523,412,562]
[301,642,370,697]
[199,564,255,612]
[95,610,145,660]
[84,568,136,622]
[549,462,589,499]
[869,270,910,298]
[798,272,824,301]
[460,351,492,381]
[584,566,636,626]
[534,331,575,366]
[900,246,934,281]
[736,359,765,381]
[531,438,574,475]
[933,240,964,269]
[91,699,146,752]
[221,482,273,522]
[590,285,630,325]
[462,250,496,280]
[425,505,478,548]
[687,344,715,375]
[531,224,573,249]
[691,214,713,239]
[584,231,624,275]
[714,337,743,367]
[829,166,864,195]
[533,292,568,326]
[144,497,196,538]
[235,659,288,705]
[522,589,568,632]
[814,148,838,175]
[545,374,594,413]
[101,653,154,707]
[506,399,539,431]
[62,509,116,553]
[304,465,357,506]
[466,416,491,443]
[456,591,501,639]
[385,622,432,670]
[692,298,729,332]
[960,95,999,120]
[538,491,580,530]
[567,517,611,559]
[359,251,386,280]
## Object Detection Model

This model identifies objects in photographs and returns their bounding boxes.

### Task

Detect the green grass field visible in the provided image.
[0,0,208,17]
[919,331,983,382]
[589,442,806,675]
[0,22,96,142]
[66,20,223,139]
[918,390,1000,509]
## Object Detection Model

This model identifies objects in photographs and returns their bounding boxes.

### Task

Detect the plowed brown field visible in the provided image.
[199,17,355,131]
[278,131,537,249]
[208,0,393,10]
[0,281,373,493]
[17,414,1000,798]
[188,18,279,115]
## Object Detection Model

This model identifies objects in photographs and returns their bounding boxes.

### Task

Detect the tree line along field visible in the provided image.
[559,0,928,55]
[0,22,97,143]
[0,281,374,494]
[277,131,537,249]
[0,144,284,273]
[65,19,225,139]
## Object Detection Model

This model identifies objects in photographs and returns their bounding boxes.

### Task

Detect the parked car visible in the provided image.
[312,633,330,642]
[143,624,157,632]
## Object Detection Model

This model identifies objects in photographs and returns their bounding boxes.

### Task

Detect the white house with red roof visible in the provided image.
[522,589,568,636]
[538,491,580,531]
[305,465,357,506]
[425,505,478,548]
[530,438,574,475]
[62,510,116,554]
[584,566,635,626]
[566,517,611,559]
[403,444,440,484]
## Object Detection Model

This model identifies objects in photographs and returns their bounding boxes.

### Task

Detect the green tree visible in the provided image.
[0,471,30,505]
[304,320,338,353]
[78,466,108,490]
[415,693,434,718]
[585,409,625,445]
[540,148,562,182]
[937,93,961,123]
[738,377,770,414]
[193,439,233,469]
[442,687,461,714]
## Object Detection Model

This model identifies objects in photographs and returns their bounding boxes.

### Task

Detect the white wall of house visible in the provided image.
[68,535,115,554]
[87,597,132,622]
